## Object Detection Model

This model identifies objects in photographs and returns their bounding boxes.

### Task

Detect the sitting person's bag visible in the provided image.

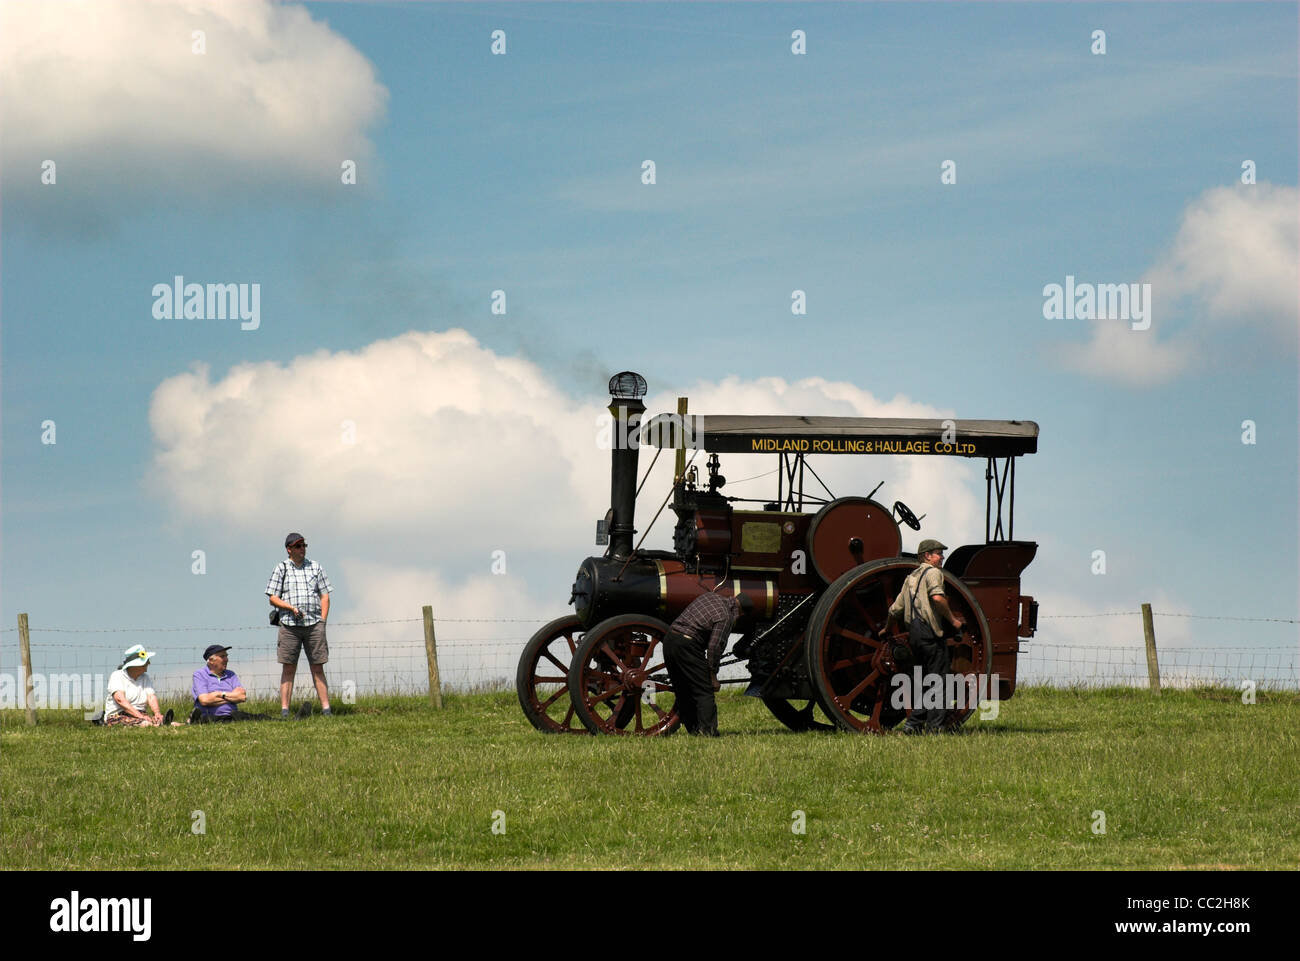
[268,561,287,625]
[907,567,940,642]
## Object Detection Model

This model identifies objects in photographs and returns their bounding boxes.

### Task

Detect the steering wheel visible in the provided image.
[893,500,921,531]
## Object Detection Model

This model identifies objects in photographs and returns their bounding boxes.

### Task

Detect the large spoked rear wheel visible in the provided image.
[805,559,991,734]
[516,615,591,734]
[567,614,680,736]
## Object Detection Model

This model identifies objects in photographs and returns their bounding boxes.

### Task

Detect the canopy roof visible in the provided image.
[641,414,1038,457]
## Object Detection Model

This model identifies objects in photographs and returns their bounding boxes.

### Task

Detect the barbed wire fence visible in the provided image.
[1018,608,1298,691]
[1,606,1296,717]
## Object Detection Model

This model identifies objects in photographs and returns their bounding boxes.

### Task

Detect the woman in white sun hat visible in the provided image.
[103,644,176,727]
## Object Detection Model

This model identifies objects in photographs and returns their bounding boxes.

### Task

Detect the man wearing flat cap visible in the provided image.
[190,646,270,723]
[887,538,965,733]
[266,532,334,718]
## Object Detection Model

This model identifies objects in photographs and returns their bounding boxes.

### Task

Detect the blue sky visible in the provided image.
[2,1,1296,693]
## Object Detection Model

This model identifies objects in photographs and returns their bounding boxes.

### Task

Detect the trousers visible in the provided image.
[907,634,951,730]
[663,629,719,736]
[199,710,270,723]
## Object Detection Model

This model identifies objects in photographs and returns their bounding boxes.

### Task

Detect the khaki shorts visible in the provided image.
[277,621,329,666]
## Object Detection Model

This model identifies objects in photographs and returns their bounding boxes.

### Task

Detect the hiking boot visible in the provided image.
[188,707,203,725]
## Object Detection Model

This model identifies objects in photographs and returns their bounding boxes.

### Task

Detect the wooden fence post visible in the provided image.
[422,605,443,709]
[18,613,37,725]
[1141,602,1160,694]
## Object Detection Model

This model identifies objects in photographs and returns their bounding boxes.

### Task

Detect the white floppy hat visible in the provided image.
[121,644,156,669]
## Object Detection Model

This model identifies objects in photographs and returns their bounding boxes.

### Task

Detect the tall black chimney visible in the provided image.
[607,372,647,559]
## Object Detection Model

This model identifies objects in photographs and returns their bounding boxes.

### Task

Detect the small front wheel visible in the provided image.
[567,614,681,736]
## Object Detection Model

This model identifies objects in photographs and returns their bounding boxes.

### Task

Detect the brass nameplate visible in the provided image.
[741,522,782,554]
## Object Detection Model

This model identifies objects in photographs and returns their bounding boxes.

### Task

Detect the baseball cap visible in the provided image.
[285,532,305,547]
[203,645,232,660]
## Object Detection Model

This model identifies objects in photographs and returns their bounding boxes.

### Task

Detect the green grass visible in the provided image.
[3,687,1297,869]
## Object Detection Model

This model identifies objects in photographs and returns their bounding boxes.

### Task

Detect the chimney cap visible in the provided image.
[608,371,647,400]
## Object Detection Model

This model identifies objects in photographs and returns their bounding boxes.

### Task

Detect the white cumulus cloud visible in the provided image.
[0,0,386,216]
[147,329,603,553]
[1056,182,1298,385]
[148,330,1001,641]
[1055,315,1198,386]
[1146,182,1299,342]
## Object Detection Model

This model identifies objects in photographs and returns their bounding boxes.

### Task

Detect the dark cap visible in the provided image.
[203,645,232,660]
[285,532,305,547]
[917,538,948,555]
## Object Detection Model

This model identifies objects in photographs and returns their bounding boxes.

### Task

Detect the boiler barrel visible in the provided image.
[571,555,777,629]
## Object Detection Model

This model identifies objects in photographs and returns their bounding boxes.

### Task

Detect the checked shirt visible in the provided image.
[669,592,740,674]
[265,558,333,627]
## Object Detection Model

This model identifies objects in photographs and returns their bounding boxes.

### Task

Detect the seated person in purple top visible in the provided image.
[190,645,268,723]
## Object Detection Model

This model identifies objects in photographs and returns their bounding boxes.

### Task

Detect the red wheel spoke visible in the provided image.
[541,650,568,673]
[590,685,624,706]
[846,593,876,626]
[564,633,578,653]
[561,703,575,727]
[605,693,627,726]
[534,675,567,685]
[830,626,877,648]
[540,687,568,710]
[830,654,873,671]
[600,642,630,672]
[595,692,616,719]
[838,668,881,707]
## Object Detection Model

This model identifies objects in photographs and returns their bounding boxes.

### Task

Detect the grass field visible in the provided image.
[3,686,1297,869]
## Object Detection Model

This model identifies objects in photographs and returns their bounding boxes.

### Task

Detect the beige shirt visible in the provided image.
[888,564,946,637]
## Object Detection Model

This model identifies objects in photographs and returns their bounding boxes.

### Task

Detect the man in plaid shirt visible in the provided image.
[266,532,334,718]
[664,590,754,736]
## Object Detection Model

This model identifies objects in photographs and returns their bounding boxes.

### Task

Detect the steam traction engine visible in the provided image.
[515,372,1040,735]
